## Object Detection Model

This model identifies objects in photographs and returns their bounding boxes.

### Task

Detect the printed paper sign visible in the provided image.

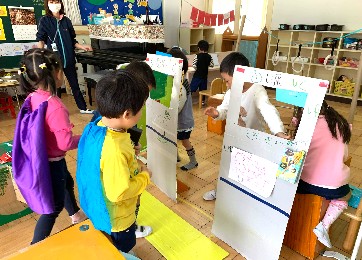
[276,149,306,184]
[0,18,5,40]
[12,25,37,41]
[228,147,278,198]
[0,6,7,16]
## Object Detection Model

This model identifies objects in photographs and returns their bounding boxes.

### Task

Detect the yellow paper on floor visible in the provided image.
[138,191,229,260]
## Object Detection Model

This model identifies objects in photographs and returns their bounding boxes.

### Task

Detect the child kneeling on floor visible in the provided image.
[296,100,352,248]
[77,70,152,255]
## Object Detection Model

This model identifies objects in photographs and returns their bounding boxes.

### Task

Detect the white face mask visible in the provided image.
[48,3,61,13]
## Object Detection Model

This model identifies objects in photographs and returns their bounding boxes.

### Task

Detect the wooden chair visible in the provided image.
[198,78,224,109]
[0,92,16,118]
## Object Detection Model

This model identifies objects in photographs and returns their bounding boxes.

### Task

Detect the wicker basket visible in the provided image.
[333,81,355,97]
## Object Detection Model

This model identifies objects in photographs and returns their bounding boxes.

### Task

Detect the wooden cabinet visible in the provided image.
[266,30,362,101]
[179,27,215,54]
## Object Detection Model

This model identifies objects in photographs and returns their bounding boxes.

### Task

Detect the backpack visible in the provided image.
[12,96,55,214]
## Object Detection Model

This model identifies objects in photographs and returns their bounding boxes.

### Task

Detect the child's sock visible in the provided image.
[180,147,198,171]
[322,200,348,230]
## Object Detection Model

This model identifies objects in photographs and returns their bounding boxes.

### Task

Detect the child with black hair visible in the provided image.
[13,48,86,244]
[296,101,352,248]
[190,40,214,105]
[203,52,289,201]
[77,70,152,255]
[168,47,198,171]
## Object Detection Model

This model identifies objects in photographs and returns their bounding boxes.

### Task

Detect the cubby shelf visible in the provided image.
[179,27,215,54]
[266,30,362,100]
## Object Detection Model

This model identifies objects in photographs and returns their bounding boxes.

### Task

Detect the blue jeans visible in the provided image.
[31,159,80,244]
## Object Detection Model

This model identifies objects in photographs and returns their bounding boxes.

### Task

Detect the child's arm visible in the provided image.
[254,86,286,136]
[192,55,198,69]
[48,107,80,151]
[211,89,231,120]
[209,55,214,68]
[102,154,150,203]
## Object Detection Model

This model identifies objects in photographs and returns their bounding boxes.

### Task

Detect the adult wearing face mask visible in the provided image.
[36,0,94,114]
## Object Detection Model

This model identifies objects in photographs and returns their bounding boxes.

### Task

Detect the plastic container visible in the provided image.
[349,185,362,209]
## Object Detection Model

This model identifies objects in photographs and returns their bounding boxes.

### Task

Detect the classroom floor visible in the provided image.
[1,91,362,260]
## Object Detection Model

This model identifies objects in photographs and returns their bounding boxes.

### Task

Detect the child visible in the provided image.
[190,40,214,105]
[76,70,152,254]
[14,48,86,244]
[296,101,352,248]
[90,61,155,238]
[203,52,289,201]
[168,47,198,171]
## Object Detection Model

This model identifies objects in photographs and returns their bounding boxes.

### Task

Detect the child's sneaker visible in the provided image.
[203,190,216,201]
[135,224,152,238]
[70,210,88,224]
[313,222,332,248]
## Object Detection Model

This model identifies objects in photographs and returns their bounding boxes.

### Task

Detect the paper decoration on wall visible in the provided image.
[0,18,6,41]
[80,0,163,25]
[189,7,235,26]
[8,7,37,41]
[148,0,162,10]
[0,6,7,16]
[228,147,278,198]
[32,0,45,7]
[0,42,37,56]
[276,149,306,184]
[197,10,205,24]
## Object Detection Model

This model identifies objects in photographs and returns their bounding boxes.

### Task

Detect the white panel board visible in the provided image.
[212,66,328,259]
[146,54,183,200]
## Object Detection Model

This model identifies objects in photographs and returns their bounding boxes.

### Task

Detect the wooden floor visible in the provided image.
[1,91,362,260]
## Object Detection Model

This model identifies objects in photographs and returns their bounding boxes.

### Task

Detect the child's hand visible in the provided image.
[134,142,141,155]
[275,132,291,140]
[141,165,152,178]
[204,107,219,118]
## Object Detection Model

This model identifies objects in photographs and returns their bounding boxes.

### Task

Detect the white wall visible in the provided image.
[271,0,362,31]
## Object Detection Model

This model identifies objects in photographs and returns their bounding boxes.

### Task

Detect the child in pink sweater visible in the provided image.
[296,101,352,248]
[17,48,86,244]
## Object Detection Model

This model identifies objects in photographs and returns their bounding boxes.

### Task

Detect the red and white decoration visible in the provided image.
[190,7,235,26]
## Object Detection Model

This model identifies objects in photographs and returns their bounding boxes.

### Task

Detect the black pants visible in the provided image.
[58,64,87,110]
[31,159,80,244]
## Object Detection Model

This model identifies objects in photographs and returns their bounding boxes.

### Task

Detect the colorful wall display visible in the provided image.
[78,0,163,25]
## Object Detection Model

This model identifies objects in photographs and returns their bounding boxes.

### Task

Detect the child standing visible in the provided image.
[76,70,152,254]
[203,52,289,201]
[168,47,198,171]
[296,101,352,248]
[190,40,214,105]
[13,48,86,244]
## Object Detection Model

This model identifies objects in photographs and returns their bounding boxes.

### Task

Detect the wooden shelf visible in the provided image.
[179,27,215,54]
[266,30,362,101]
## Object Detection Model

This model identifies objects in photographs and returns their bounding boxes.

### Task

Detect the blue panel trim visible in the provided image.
[220,177,290,218]
[146,125,177,147]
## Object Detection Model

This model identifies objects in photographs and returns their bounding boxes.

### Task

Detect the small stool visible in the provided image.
[0,92,16,118]
[283,193,329,259]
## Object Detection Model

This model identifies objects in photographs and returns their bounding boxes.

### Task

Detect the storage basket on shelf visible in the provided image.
[333,81,355,97]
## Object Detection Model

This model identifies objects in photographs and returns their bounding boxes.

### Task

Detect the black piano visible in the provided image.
[76,39,166,106]
[76,39,166,72]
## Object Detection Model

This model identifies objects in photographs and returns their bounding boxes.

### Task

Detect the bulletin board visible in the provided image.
[0,0,43,69]
[78,0,163,25]
[211,66,328,259]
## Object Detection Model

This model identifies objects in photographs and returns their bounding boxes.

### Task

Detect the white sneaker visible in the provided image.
[135,225,152,238]
[313,222,332,248]
[70,210,88,224]
[80,109,94,114]
[203,190,217,201]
